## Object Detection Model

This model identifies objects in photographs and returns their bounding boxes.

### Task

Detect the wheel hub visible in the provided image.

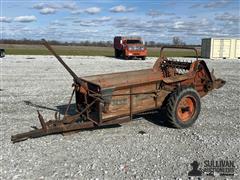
[177,96,196,122]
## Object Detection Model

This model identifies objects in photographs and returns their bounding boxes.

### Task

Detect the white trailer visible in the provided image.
[201,38,240,59]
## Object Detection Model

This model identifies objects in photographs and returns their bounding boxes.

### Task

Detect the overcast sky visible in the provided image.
[0,0,239,44]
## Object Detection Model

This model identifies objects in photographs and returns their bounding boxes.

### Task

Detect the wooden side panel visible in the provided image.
[102,82,169,120]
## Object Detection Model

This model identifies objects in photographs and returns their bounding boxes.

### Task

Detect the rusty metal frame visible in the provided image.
[11,77,172,143]
[11,41,225,143]
[159,45,199,60]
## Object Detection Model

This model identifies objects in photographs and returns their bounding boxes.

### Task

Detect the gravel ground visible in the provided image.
[1,55,239,179]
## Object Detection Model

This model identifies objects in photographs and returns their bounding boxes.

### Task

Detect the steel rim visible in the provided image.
[177,95,196,122]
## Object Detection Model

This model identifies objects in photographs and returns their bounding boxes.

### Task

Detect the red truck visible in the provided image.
[114,36,147,60]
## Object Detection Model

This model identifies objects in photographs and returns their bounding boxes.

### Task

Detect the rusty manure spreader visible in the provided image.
[11,39,225,143]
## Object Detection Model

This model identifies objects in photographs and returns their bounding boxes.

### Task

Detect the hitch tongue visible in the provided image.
[11,111,50,143]
[37,110,47,131]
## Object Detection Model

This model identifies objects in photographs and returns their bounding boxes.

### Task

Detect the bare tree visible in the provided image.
[172,36,186,46]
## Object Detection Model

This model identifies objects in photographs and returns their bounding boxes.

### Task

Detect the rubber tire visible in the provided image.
[123,51,128,60]
[165,87,201,128]
[141,56,146,60]
[115,49,120,58]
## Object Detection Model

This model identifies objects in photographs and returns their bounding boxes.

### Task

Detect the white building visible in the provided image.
[201,38,240,59]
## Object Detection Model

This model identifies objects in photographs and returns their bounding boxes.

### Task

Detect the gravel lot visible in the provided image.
[1,55,239,179]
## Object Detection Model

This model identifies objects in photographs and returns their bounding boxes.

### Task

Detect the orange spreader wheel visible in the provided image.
[165,88,201,128]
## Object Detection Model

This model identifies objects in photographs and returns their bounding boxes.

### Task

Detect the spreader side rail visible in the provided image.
[159,45,199,60]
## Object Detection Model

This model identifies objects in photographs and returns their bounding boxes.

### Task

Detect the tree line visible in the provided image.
[0,37,200,47]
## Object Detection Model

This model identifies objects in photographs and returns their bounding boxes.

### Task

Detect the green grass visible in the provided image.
[147,50,199,57]
[1,44,200,57]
